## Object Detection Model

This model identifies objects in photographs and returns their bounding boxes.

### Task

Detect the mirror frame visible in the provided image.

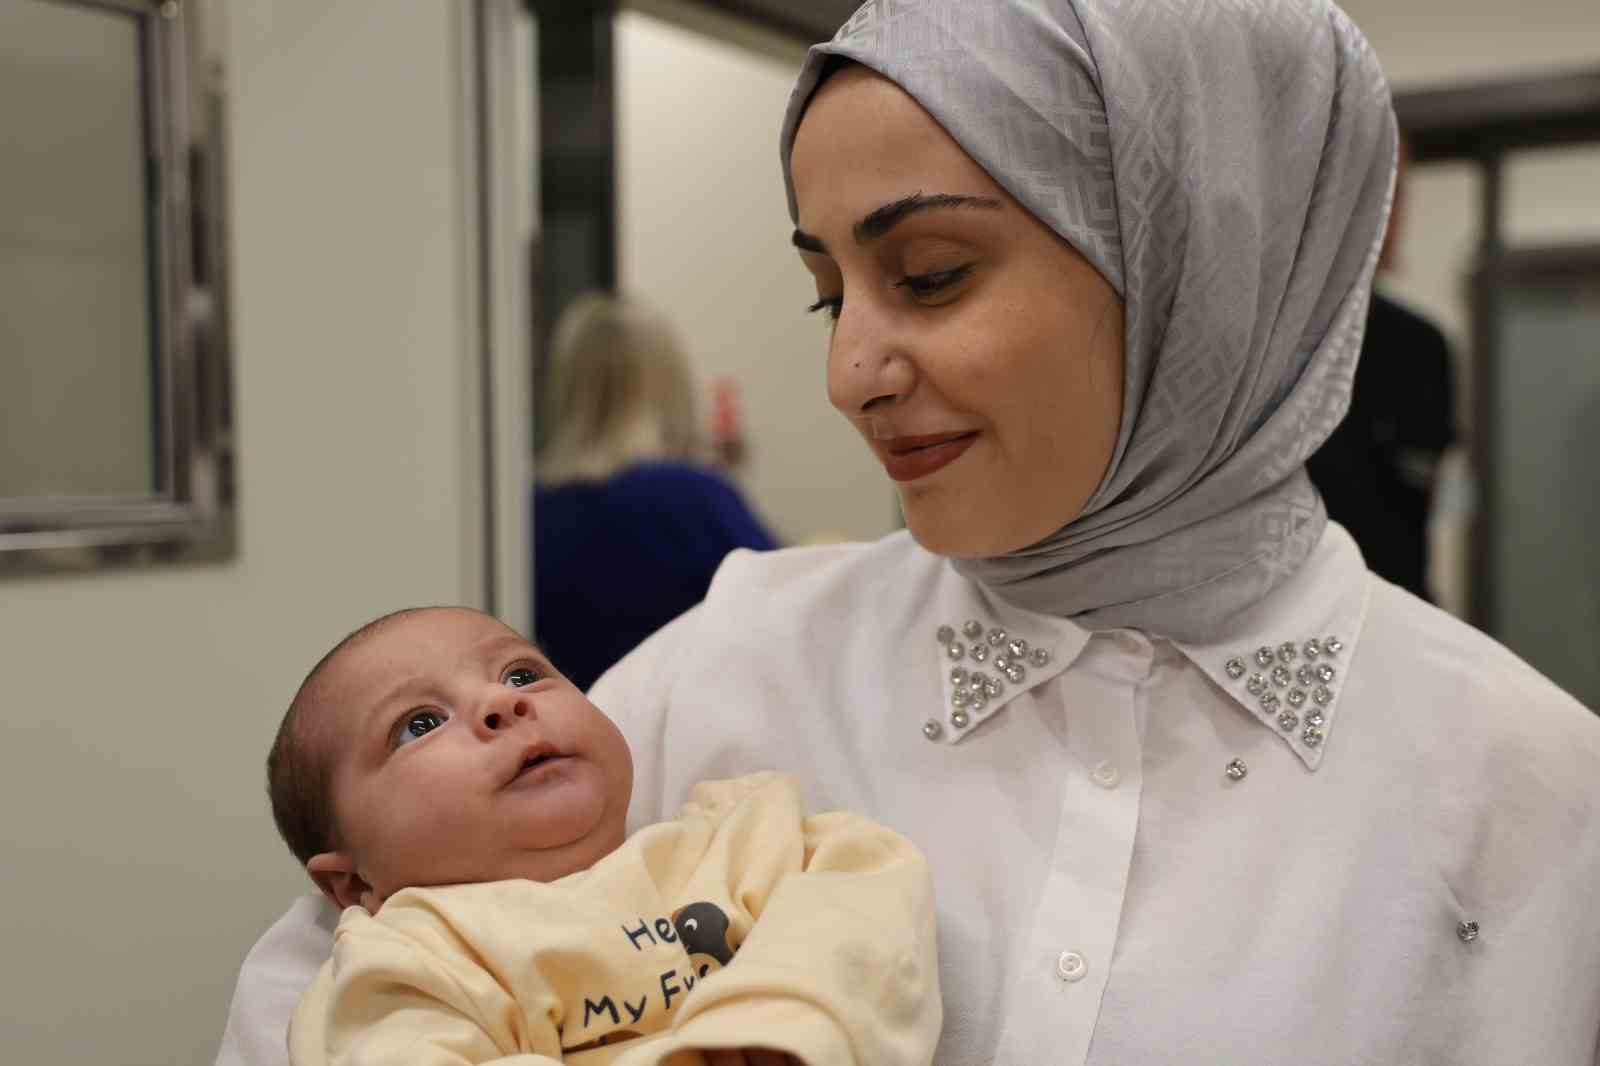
[0,0,234,577]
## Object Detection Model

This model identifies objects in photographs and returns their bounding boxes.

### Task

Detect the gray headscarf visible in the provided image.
[779,0,1396,642]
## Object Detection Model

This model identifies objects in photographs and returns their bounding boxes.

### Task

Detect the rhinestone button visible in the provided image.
[1225,657,1246,679]
[1325,636,1344,654]
[1030,648,1051,668]
[1302,726,1324,747]
[962,619,983,639]
[1007,638,1028,658]
[1246,674,1267,696]
[987,628,1007,647]
[1277,710,1300,731]
[921,719,943,741]
[936,625,955,645]
[1271,664,1292,687]
[950,709,970,729]
[950,667,968,685]
[1287,688,1307,707]
[1255,646,1275,667]
[1457,920,1480,943]
[1225,758,1248,781]
[1277,641,1298,663]
[946,643,965,661]
[1090,761,1120,789]
[971,643,990,662]
[1056,950,1088,983]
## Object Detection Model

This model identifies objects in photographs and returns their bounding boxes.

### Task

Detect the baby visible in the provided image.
[267,606,939,1066]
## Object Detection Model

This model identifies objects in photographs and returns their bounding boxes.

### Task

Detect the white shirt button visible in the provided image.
[1056,950,1088,982]
[1090,761,1121,789]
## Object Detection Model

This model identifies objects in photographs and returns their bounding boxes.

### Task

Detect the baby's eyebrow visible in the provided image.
[361,676,428,727]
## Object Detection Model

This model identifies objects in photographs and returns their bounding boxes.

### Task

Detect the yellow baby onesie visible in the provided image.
[289,772,939,1066]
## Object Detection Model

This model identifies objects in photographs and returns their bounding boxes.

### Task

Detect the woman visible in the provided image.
[534,292,776,691]
[219,3,1600,1064]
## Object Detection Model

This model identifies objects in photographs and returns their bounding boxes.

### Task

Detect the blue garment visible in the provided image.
[533,461,777,691]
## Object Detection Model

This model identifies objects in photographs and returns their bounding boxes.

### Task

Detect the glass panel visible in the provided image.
[0,0,158,500]
[1505,145,1600,248]
[1492,271,1600,708]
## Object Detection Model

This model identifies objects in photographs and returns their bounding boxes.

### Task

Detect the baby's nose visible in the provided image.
[480,692,532,731]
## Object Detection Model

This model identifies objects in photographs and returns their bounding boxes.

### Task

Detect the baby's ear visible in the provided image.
[306,852,378,913]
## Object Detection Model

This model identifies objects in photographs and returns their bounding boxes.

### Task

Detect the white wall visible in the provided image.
[1339,0,1600,88]
[0,2,485,1063]
[615,0,897,545]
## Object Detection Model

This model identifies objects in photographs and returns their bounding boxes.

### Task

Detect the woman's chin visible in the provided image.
[901,497,1031,558]
[903,510,1012,559]
[899,481,1092,559]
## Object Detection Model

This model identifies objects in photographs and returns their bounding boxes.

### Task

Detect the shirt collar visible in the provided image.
[1171,524,1370,770]
[921,524,1370,771]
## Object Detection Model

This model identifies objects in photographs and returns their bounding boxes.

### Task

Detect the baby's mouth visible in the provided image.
[506,744,565,786]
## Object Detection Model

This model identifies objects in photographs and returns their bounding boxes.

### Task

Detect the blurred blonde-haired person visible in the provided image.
[534,292,776,690]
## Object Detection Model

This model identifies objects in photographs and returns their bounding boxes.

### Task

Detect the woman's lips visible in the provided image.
[878,432,979,482]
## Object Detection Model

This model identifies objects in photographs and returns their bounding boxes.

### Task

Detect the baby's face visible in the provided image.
[316,608,632,904]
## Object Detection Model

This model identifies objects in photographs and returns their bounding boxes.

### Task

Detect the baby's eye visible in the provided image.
[502,666,541,688]
[395,709,446,747]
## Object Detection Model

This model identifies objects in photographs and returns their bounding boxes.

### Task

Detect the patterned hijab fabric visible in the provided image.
[779,0,1397,642]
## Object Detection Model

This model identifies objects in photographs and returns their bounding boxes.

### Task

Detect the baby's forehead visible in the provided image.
[332,607,530,686]
[314,608,510,712]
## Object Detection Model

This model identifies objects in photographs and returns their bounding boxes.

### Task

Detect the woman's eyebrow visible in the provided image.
[856,192,1000,241]
[792,192,1002,255]
[792,228,827,253]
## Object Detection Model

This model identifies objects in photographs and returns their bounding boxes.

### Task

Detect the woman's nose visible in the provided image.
[826,302,915,417]
[474,686,533,736]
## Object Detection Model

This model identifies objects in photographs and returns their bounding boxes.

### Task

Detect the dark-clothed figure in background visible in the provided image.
[1308,136,1456,600]
[534,293,777,691]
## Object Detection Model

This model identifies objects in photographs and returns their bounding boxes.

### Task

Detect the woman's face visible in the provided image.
[790,66,1125,557]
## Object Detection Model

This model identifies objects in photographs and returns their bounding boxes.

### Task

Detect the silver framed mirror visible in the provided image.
[0,0,233,575]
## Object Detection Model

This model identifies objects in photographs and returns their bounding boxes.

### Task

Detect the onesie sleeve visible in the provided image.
[299,907,567,1066]
[626,786,941,1066]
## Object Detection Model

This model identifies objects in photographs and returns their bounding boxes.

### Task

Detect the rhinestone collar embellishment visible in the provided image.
[927,619,1053,740]
[1224,637,1343,751]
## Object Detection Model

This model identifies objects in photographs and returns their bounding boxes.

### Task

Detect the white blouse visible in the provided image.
[217,525,1600,1066]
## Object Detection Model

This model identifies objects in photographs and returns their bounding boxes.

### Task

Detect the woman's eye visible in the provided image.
[503,666,541,688]
[807,295,842,322]
[395,709,446,747]
[896,264,974,300]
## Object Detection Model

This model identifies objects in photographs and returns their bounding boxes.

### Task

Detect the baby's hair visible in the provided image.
[265,606,439,867]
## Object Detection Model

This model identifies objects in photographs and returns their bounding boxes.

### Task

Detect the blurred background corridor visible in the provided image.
[0,1,1596,1061]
